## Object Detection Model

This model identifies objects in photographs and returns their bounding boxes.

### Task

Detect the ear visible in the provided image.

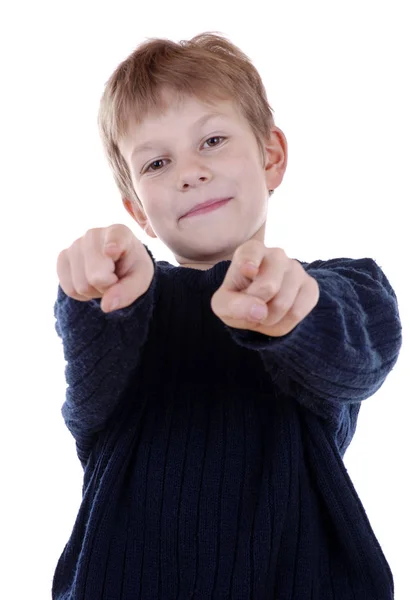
[263,126,288,193]
[122,198,157,239]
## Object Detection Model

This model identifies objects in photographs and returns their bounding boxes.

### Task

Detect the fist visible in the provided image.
[211,240,320,337]
[56,224,154,313]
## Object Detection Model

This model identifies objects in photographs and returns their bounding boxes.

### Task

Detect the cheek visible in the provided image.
[227,152,263,187]
[223,150,248,174]
[136,181,163,217]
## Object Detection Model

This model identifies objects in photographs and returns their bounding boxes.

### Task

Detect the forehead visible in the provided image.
[140,88,241,123]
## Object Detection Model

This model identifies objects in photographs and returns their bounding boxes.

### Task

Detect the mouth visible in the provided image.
[180,197,232,220]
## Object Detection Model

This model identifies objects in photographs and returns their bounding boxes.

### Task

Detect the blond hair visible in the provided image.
[97,32,276,208]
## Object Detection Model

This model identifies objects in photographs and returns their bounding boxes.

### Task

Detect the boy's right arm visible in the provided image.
[54,225,157,455]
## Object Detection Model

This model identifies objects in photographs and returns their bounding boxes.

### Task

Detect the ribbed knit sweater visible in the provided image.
[52,247,402,600]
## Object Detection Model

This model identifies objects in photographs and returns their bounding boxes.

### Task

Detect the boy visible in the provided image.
[52,32,402,599]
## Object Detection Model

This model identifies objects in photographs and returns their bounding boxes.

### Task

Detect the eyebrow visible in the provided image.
[130,112,225,160]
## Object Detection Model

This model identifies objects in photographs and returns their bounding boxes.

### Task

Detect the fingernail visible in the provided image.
[249,304,267,321]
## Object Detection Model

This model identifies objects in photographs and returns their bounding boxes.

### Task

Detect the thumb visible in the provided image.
[211,287,268,323]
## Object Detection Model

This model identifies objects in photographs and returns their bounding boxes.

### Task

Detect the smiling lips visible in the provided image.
[181,197,232,219]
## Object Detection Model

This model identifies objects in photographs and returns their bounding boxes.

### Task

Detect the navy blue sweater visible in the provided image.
[52,247,402,599]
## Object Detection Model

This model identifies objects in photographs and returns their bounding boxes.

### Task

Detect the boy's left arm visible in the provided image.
[211,241,402,439]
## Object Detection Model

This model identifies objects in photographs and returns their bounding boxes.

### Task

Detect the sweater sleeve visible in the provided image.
[54,244,158,462]
[225,257,402,454]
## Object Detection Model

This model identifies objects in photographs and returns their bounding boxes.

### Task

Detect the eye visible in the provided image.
[203,136,225,148]
[142,136,226,173]
[144,158,167,173]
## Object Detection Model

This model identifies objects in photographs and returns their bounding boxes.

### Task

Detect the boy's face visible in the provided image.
[120,91,287,269]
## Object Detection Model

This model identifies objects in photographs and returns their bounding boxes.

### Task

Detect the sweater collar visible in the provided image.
[157,260,232,291]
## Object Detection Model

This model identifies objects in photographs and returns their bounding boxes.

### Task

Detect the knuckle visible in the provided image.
[87,271,108,289]
[71,236,82,252]
[310,275,320,298]
[289,304,304,322]
[272,295,289,313]
[259,281,280,298]
[75,280,91,296]
[56,249,67,270]
[106,223,129,242]
[110,223,128,233]
[271,247,287,261]
[232,245,244,262]
[230,296,248,318]
[84,227,100,241]
[246,239,264,251]
[210,291,220,312]
[233,239,262,262]
[64,285,78,298]
[61,285,76,299]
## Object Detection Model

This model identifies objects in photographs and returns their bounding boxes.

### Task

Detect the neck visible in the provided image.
[175,222,267,270]
[180,263,220,271]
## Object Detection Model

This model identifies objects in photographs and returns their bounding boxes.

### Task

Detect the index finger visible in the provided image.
[83,225,136,294]
[102,224,135,254]
[223,239,266,291]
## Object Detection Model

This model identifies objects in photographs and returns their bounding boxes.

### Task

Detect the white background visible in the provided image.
[1,0,409,598]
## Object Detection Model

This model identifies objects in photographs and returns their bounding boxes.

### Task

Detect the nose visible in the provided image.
[176,157,212,190]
